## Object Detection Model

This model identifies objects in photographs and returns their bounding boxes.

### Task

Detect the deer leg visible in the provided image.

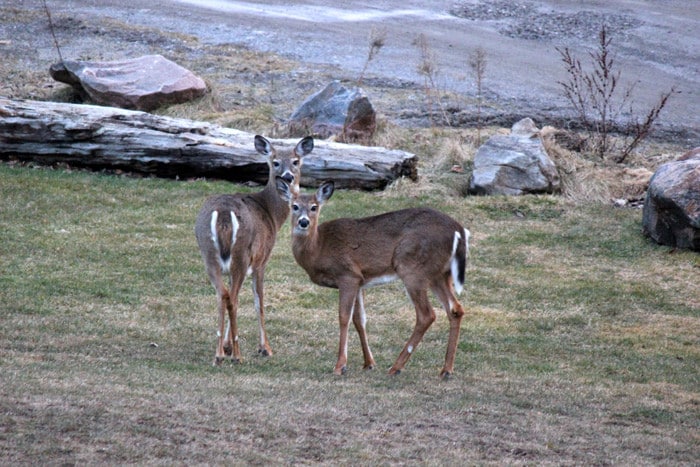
[225,269,246,363]
[352,290,375,370]
[335,284,359,375]
[252,271,273,357]
[432,279,465,379]
[214,287,230,366]
[206,262,230,366]
[388,287,435,375]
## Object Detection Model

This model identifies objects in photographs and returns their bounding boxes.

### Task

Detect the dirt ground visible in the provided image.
[2,0,697,146]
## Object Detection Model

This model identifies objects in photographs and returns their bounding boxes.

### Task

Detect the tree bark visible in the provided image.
[0,97,417,190]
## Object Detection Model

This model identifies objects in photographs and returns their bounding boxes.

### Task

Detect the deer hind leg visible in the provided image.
[252,271,273,357]
[431,276,465,379]
[334,283,360,375]
[205,262,231,366]
[389,286,436,375]
[213,285,231,366]
[352,289,375,370]
[224,266,247,364]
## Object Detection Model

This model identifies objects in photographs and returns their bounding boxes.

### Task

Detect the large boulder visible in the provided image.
[288,80,376,142]
[642,148,700,250]
[469,118,560,195]
[50,54,207,111]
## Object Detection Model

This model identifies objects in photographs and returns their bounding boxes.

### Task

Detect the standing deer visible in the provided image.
[277,178,470,378]
[195,135,313,365]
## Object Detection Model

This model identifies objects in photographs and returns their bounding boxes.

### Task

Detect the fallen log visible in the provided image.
[0,97,418,190]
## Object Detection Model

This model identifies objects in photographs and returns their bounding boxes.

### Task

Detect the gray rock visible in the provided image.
[50,54,207,111]
[288,80,376,142]
[510,117,540,137]
[469,119,560,195]
[642,148,700,250]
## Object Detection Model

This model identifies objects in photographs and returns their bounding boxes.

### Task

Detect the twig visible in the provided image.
[42,0,64,63]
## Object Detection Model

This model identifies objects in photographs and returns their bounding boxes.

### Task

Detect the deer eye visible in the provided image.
[310,205,318,212]
[292,204,299,212]
[273,160,280,168]
[292,159,300,166]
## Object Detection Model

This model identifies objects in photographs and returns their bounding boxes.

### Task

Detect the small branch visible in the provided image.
[42,0,64,64]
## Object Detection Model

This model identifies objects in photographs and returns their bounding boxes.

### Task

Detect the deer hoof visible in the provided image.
[388,368,401,376]
[440,370,452,380]
[364,364,374,371]
[213,356,225,366]
[333,365,347,376]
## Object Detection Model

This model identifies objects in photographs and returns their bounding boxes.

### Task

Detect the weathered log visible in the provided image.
[0,97,417,190]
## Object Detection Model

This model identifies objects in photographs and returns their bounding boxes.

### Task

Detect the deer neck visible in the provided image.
[254,181,291,231]
[291,226,322,273]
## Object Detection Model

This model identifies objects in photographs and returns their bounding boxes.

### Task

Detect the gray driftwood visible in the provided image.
[0,98,417,190]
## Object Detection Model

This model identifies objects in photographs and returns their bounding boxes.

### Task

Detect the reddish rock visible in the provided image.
[50,54,207,111]
[288,80,376,143]
[643,148,700,250]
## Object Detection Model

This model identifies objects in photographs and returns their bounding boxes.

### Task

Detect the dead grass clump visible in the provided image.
[541,126,656,203]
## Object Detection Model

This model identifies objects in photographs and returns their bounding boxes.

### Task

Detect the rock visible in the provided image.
[642,148,700,250]
[510,117,540,137]
[469,118,561,195]
[49,54,207,111]
[287,80,376,142]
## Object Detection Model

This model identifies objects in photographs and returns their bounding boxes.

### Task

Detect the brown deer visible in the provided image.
[195,135,313,365]
[277,178,470,378]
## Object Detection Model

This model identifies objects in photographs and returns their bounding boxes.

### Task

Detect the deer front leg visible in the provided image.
[352,290,375,370]
[388,287,436,375]
[252,273,273,357]
[334,284,359,375]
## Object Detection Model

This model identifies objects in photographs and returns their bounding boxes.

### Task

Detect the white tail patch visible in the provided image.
[210,210,219,245]
[210,210,240,273]
[451,230,465,296]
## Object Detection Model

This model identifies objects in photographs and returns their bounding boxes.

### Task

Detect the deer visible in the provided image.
[195,135,313,365]
[276,178,470,379]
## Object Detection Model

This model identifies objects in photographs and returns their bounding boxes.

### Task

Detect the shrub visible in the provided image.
[556,24,674,162]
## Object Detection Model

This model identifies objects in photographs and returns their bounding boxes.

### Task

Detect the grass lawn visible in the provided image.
[1,162,697,465]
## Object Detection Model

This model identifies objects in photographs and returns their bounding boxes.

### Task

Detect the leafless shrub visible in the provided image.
[357,26,387,86]
[556,24,674,162]
[415,33,450,127]
[469,47,487,142]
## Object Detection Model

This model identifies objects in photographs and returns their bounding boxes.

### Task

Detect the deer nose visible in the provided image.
[281,172,294,184]
[298,217,310,229]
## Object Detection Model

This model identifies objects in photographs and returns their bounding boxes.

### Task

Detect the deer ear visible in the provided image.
[295,136,314,157]
[317,181,334,204]
[254,135,273,157]
[275,176,293,202]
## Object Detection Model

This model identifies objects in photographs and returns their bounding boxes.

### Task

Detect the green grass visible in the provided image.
[1,163,698,465]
